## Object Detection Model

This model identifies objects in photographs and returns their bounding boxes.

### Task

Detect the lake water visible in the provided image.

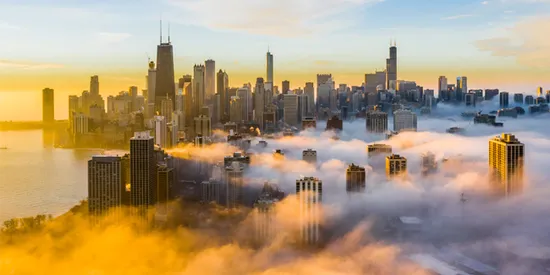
[0,130,101,222]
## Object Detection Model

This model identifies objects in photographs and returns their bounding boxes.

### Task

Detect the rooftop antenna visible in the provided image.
[160,19,163,44]
[268,44,270,53]
[168,22,171,43]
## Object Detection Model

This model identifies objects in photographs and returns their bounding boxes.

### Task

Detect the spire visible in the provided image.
[160,19,163,44]
[168,22,171,43]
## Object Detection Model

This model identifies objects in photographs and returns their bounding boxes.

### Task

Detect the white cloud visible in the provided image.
[0,60,63,70]
[168,0,384,37]
[441,14,475,20]
[482,1,489,4]
[97,32,132,43]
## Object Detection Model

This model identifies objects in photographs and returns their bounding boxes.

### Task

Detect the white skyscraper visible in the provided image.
[154,115,168,148]
[393,109,417,132]
[205,59,215,101]
[284,94,298,127]
[296,177,322,245]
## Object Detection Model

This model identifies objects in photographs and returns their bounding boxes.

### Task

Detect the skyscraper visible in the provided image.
[193,65,206,118]
[367,144,392,158]
[156,163,173,219]
[283,94,298,127]
[42,88,54,124]
[282,80,290,94]
[266,51,273,84]
[154,116,167,148]
[88,155,130,217]
[254,78,265,128]
[302,149,317,164]
[194,114,212,137]
[154,30,175,112]
[225,161,245,209]
[393,109,417,132]
[90,75,99,97]
[346,164,366,193]
[296,177,322,245]
[456,76,467,102]
[438,76,448,94]
[304,82,315,116]
[500,92,509,108]
[217,70,228,119]
[317,75,333,112]
[147,61,157,104]
[229,96,242,123]
[130,131,156,214]
[205,59,216,101]
[489,133,524,197]
[386,42,397,89]
[421,152,437,175]
[386,154,407,179]
[537,87,543,97]
[366,109,388,133]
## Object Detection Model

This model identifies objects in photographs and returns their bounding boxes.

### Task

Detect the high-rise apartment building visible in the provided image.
[283,94,298,127]
[160,97,173,121]
[217,70,229,119]
[326,115,343,131]
[393,109,417,132]
[386,43,397,89]
[154,116,167,148]
[204,59,216,101]
[154,35,175,112]
[304,82,315,116]
[42,88,55,124]
[266,51,274,83]
[194,114,212,137]
[500,92,509,108]
[130,131,156,214]
[237,86,250,121]
[155,164,173,219]
[438,76,448,93]
[386,154,407,178]
[489,133,524,197]
[147,61,157,106]
[225,161,245,209]
[88,155,130,217]
[346,164,366,193]
[229,96,243,123]
[366,109,388,133]
[282,80,290,94]
[254,78,265,128]
[456,76,468,102]
[302,149,317,164]
[193,65,206,118]
[296,177,323,245]
[367,144,392,158]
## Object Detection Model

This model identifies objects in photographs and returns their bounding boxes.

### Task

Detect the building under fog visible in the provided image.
[346,164,366,193]
[393,109,417,132]
[225,161,245,208]
[88,155,130,218]
[253,182,284,244]
[366,109,388,133]
[368,144,392,158]
[302,149,317,165]
[130,131,156,215]
[296,177,323,245]
[421,152,437,175]
[386,154,407,179]
[302,117,317,130]
[489,133,524,197]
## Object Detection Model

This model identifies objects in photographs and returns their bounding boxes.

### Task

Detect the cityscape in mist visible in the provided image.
[1,1,550,275]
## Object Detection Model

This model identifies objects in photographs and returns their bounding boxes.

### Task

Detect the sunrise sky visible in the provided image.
[0,0,550,120]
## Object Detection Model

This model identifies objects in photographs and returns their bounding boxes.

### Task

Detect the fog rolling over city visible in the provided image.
[2,111,550,274]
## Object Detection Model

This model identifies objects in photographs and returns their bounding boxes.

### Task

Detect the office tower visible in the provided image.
[525,95,535,105]
[297,94,308,122]
[42,88,54,124]
[130,131,156,213]
[366,108,388,133]
[537,87,543,97]
[194,114,212,137]
[367,144,392,157]
[266,50,273,83]
[346,164,366,193]
[229,96,243,123]
[365,72,385,95]
[283,94,298,127]
[68,95,79,131]
[154,116,167,148]
[179,75,193,131]
[393,109,417,132]
[500,92,509,108]
[485,89,499,100]
[489,134,524,197]
[386,154,407,178]
[296,177,323,245]
[302,149,317,164]
[88,155,130,219]
[304,82,315,115]
[237,87,250,121]
[154,30,176,112]
[456,76,467,102]
[317,78,333,111]
[201,180,223,204]
[421,152,437,175]
[160,97,173,121]
[438,76,448,94]
[193,65,206,118]
[254,188,277,243]
[224,152,251,168]
[465,92,476,107]
[90,75,99,97]
[254,78,265,128]
[386,42,397,89]
[73,113,89,135]
[217,70,228,119]
[282,80,290,94]
[326,115,343,131]
[225,161,244,208]
[204,59,215,101]
[514,93,524,104]
[147,61,157,105]
[155,164,173,220]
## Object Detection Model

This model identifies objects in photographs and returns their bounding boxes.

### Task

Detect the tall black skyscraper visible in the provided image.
[130,131,156,214]
[154,23,175,112]
[386,41,397,89]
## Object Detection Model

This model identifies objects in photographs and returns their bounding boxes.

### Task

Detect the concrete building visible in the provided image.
[42,88,55,124]
[514,93,524,104]
[366,109,388,133]
[229,96,243,123]
[193,65,206,117]
[386,154,407,179]
[367,144,392,158]
[302,117,317,130]
[489,133,524,197]
[283,94,298,127]
[147,61,157,108]
[525,95,535,105]
[216,70,228,119]
[393,109,417,132]
[88,155,130,217]
[225,161,245,208]
[304,82,315,116]
[130,131,156,215]
[155,164,173,220]
[302,149,317,165]
[204,59,215,101]
[346,164,366,193]
[154,116,168,149]
[438,76,448,93]
[253,182,284,244]
[296,177,323,245]
[282,80,290,94]
[500,92,509,108]
[254,78,265,129]
[201,180,224,205]
[421,152,437,175]
[326,115,343,131]
[194,114,211,138]
[224,152,250,167]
